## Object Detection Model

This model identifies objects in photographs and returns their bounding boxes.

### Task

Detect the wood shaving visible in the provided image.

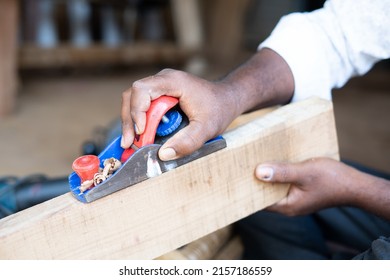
[78,157,122,193]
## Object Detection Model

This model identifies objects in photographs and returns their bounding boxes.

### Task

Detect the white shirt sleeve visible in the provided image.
[259,0,390,102]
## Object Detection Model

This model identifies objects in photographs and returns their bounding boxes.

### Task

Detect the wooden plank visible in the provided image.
[0,0,19,117]
[0,97,339,259]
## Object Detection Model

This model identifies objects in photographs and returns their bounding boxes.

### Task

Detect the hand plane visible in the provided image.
[68,96,226,203]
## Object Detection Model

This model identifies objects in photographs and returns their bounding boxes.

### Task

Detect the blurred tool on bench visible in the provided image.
[0,175,68,219]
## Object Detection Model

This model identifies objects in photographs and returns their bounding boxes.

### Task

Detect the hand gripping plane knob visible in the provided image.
[120,96,182,163]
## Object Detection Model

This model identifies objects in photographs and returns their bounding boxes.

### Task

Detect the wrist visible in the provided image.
[354,175,390,219]
[218,48,294,114]
[341,166,390,220]
[214,79,243,118]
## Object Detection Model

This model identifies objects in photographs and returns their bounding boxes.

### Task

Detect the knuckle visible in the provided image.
[167,69,186,80]
[132,75,158,91]
[280,166,290,182]
[131,79,144,91]
[158,68,174,75]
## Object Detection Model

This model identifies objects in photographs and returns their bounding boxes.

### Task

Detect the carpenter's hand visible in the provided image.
[255,158,361,216]
[121,69,239,161]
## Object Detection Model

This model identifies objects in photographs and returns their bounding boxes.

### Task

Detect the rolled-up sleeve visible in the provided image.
[259,0,390,102]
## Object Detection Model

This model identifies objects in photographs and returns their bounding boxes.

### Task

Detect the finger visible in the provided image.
[130,94,150,135]
[255,162,301,183]
[130,72,183,134]
[130,78,155,135]
[121,89,135,148]
[158,120,211,161]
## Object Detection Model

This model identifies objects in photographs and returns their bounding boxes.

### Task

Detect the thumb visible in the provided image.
[158,121,210,161]
[255,162,300,183]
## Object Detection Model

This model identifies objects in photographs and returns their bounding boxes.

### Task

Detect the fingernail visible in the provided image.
[120,136,128,148]
[159,148,177,161]
[134,124,140,135]
[256,166,274,181]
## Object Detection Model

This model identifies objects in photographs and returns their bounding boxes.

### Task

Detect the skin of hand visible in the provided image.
[121,68,240,161]
[256,157,390,220]
[121,48,294,161]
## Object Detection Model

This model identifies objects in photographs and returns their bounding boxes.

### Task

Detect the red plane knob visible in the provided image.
[72,155,100,183]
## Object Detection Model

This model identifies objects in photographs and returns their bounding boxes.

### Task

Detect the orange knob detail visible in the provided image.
[72,155,100,182]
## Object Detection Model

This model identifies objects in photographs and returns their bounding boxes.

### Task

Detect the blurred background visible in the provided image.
[0,0,389,215]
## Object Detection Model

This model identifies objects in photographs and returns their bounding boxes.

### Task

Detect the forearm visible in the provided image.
[217,48,294,115]
[352,173,390,221]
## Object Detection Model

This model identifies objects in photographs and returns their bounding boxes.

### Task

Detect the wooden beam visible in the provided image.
[0,97,338,259]
[0,0,19,117]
